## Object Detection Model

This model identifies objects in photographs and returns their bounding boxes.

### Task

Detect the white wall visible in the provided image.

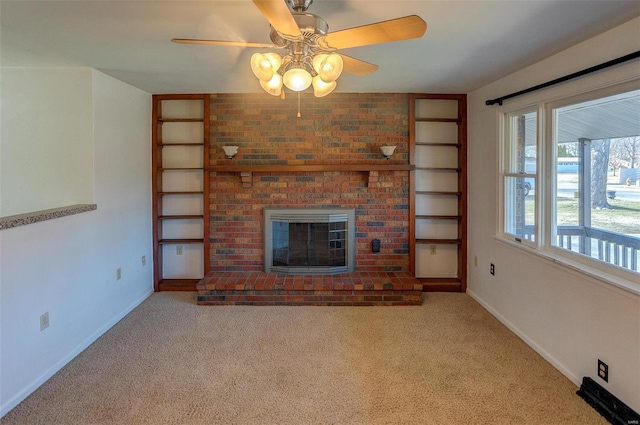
[0,68,94,216]
[467,17,640,412]
[0,69,152,415]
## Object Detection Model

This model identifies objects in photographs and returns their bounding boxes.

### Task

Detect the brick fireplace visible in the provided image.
[196,93,422,305]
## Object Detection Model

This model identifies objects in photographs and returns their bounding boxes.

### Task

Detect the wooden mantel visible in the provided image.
[207,163,415,187]
[208,164,414,172]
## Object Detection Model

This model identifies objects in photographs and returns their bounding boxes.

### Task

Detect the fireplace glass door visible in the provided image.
[272,222,347,268]
[264,208,355,274]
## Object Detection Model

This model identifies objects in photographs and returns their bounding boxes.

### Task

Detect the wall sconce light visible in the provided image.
[380,145,397,160]
[222,145,239,160]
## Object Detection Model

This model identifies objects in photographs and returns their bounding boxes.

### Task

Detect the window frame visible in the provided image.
[498,78,640,295]
[499,106,539,247]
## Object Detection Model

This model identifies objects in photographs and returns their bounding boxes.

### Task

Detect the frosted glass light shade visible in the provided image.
[312,53,343,83]
[380,145,397,159]
[283,67,312,92]
[312,75,336,97]
[260,73,283,96]
[222,145,239,159]
[251,53,282,82]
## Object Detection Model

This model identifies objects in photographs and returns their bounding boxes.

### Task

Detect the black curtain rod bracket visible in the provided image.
[485,50,640,106]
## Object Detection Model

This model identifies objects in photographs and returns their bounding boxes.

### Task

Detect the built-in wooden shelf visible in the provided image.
[416,215,462,220]
[415,191,462,196]
[415,117,461,123]
[158,118,204,123]
[159,167,203,171]
[158,143,205,147]
[158,238,204,244]
[153,94,211,293]
[416,239,462,245]
[415,167,461,171]
[158,215,203,220]
[158,279,199,291]
[418,277,462,283]
[416,277,462,292]
[415,143,461,147]
[410,94,467,292]
[158,191,204,196]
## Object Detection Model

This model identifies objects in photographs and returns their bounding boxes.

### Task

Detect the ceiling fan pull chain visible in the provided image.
[297,92,301,118]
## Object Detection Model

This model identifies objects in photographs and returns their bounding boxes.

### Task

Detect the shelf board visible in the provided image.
[158,118,204,123]
[158,191,203,196]
[158,215,203,220]
[159,167,203,171]
[416,239,461,245]
[158,279,199,291]
[415,167,461,171]
[415,191,462,196]
[416,278,462,292]
[415,118,460,124]
[416,215,462,220]
[415,143,461,147]
[158,238,204,244]
[158,143,205,147]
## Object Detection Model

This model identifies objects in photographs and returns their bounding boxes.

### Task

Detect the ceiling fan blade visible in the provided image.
[252,0,301,38]
[172,38,277,48]
[340,54,379,76]
[323,15,426,50]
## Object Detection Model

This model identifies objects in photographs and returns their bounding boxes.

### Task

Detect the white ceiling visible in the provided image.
[1,1,639,95]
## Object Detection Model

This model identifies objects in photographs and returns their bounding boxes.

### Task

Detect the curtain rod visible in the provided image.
[485,50,640,106]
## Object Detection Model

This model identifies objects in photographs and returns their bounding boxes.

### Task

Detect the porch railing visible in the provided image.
[521,225,639,273]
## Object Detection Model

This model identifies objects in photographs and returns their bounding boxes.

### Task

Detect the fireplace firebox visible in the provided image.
[264,208,355,274]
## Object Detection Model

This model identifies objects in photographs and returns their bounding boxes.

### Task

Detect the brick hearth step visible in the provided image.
[197,271,422,306]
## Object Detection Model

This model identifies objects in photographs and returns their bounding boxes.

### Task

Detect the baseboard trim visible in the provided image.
[0,289,153,417]
[466,289,580,386]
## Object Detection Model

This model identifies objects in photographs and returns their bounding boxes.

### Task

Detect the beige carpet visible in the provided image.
[2,293,606,425]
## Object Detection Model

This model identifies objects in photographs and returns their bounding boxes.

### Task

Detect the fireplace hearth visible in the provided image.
[197,271,423,306]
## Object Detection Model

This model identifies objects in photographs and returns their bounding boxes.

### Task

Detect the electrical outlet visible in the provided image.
[474,255,478,267]
[176,246,183,255]
[430,245,436,255]
[141,256,146,266]
[116,267,121,280]
[40,312,49,331]
[490,263,495,275]
[598,359,608,382]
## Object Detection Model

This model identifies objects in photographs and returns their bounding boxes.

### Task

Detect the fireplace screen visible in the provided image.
[264,208,355,274]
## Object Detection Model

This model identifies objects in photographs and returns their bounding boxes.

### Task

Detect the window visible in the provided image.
[549,88,640,274]
[502,109,537,242]
[500,80,640,290]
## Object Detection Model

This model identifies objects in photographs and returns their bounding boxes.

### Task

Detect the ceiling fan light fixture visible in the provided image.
[283,67,312,92]
[251,52,282,82]
[260,73,283,96]
[312,53,343,83]
[312,75,336,97]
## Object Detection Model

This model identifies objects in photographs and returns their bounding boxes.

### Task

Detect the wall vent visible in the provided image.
[576,377,639,425]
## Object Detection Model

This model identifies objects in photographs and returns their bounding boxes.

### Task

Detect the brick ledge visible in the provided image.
[197,271,422,306]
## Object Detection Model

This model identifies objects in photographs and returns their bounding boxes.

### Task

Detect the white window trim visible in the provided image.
[497,76,640,297]
[499,105,539,248]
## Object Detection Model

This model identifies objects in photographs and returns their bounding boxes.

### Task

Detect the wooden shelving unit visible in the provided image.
[152,94,210,292]
[409,94,467,292]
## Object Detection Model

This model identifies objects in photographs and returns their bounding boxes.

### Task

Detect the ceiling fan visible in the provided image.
[172,0,427,97]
